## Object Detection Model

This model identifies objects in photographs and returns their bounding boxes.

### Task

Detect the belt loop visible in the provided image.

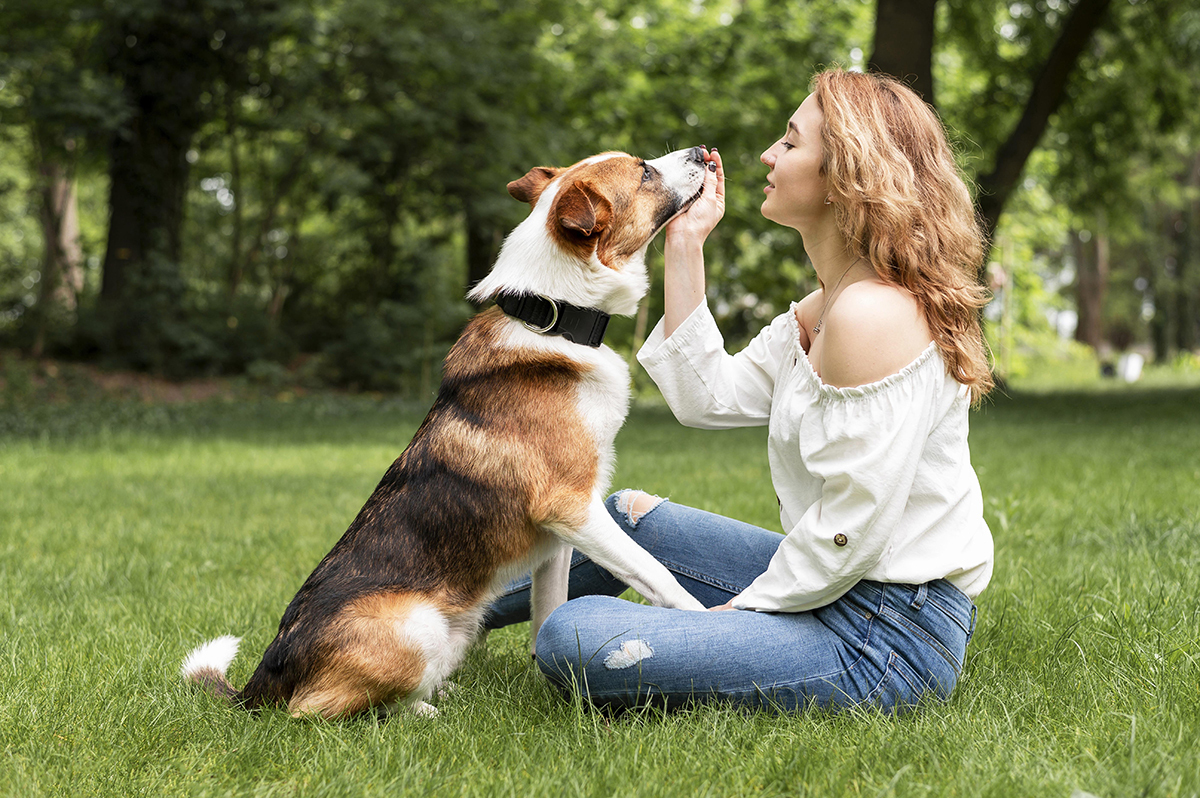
[910,583,927,610]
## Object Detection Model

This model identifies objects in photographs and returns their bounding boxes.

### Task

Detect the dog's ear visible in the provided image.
[552,181,612,239]
[507,167,562,205]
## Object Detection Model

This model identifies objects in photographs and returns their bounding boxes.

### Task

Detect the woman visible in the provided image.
[487,69,994,713]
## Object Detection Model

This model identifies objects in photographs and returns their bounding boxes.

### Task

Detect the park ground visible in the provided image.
[1,354,1198,797]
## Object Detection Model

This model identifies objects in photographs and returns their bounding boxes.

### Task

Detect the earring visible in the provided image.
[824,197,832,205]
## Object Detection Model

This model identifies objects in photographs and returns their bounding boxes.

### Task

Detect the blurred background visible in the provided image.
[1,0,1197,396]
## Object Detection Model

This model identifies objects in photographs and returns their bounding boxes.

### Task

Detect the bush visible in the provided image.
[317,299,469,393]
[66,290,294,379]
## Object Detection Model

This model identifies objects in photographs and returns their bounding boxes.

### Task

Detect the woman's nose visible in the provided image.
[760,147,774,167]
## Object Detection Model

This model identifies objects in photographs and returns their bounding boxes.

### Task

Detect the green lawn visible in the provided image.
[1,385,1198,797]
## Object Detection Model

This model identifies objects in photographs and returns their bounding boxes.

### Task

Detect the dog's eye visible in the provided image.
[641,164,653,183]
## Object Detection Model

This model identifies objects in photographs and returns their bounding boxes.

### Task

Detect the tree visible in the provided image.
[0,0,123,355]
[95,0,280,368]
[964,0,1114,245]
[1026,0,1200,358]
[1071,225,1108,350]
[874,0,1200,364]
[869,0,937,106]
[5,0,1195,383]
[871,0,1114,254]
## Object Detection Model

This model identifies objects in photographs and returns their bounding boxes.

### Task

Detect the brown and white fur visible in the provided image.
[181,148,709,718]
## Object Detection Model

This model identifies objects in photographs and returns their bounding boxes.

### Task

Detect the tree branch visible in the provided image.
[975,0,1115,249]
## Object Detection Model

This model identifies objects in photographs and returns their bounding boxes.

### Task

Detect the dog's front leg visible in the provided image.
[566,500,706,612]
[529,542,572,656]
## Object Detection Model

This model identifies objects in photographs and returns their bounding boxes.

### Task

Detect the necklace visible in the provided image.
[812,257,862,336]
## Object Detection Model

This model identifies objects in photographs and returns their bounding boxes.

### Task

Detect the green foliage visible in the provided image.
[0,0,127,159]
[1,0,1198,381]
[983,149,1083,381]
[316,298,467,393]
[1047,0,1200,215]
[0,132,40,328]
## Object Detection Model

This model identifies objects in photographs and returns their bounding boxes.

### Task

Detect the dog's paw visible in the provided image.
[435,682,458,700]
[412,701,439,718]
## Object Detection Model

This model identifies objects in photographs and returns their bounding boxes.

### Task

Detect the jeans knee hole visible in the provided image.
[615,490,664,527]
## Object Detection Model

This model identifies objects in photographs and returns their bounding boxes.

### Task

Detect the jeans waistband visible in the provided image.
[859,579,976,637]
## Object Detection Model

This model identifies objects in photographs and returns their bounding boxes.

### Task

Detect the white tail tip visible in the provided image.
[181,635,241,680]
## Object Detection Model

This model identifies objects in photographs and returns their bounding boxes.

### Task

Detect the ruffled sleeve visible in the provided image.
[734,345,949,612]
[637,303,793,429]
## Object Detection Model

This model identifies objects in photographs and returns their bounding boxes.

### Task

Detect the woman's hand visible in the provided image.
[709,599,736,611]
[662,149,724,337]
[665,148,725,246]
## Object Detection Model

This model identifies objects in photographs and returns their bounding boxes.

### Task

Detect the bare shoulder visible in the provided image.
[818,280,934,388]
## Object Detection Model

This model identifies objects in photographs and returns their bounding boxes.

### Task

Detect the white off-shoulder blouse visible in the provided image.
[637,301,993,613]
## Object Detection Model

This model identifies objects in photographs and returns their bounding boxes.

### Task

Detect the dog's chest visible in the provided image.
[574,347,631,488]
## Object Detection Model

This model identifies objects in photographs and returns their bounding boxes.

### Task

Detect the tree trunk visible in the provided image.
[869,0,938,106]
[1175,152,1200,352]
[227,91,245,298]
[1176,227,1196,354]
[975,0,1114,251]
[1072,225,1108,351]
[267,213,298,325]
[1145,204,1174,363]
[100,110,192,305]
[465,201,503,298]
[1149,294,1171,363]
[31,160,84,357]
[97,96,197,371]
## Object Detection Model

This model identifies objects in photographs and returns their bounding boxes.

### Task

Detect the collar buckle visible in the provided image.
[521,295,559,334]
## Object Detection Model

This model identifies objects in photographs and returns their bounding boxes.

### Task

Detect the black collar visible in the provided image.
[494,292,611,348]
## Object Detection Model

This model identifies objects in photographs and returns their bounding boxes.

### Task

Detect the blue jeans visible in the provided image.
[486,493,978,714]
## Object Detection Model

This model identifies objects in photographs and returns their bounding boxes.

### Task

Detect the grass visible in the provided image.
[1,377,1198,797]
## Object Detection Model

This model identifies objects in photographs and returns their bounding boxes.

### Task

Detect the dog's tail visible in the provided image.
[181,635,242,701]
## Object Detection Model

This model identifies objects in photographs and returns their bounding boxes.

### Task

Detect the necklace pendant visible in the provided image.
[812,321,822,335]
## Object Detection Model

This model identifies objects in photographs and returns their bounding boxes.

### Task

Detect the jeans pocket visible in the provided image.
[865,652,921,712]
[879,605,964,675]
[866,651,952,713]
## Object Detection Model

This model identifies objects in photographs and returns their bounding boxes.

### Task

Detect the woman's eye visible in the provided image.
[781,141,795,151]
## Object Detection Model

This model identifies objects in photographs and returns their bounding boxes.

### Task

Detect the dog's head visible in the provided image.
[508,149,708,267]
[469,148,707,315]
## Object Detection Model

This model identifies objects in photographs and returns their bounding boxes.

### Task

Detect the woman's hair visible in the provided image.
[812,69,994,403]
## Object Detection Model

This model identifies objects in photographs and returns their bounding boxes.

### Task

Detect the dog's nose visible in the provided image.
[686,146,706,164]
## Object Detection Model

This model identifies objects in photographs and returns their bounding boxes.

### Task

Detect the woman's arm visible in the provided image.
[663,149,724,337]
[638,149,784,429]
[637,304,791,428]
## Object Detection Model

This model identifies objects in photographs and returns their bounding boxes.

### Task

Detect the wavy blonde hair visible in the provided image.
[813,69,993,403]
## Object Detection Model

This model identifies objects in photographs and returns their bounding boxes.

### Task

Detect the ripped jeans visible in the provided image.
[485,493,978,714]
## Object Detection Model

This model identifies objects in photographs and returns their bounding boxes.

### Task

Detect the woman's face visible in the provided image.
[759,94,828,229]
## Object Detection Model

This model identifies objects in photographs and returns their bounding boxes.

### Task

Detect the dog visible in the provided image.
[181,147,710,718]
